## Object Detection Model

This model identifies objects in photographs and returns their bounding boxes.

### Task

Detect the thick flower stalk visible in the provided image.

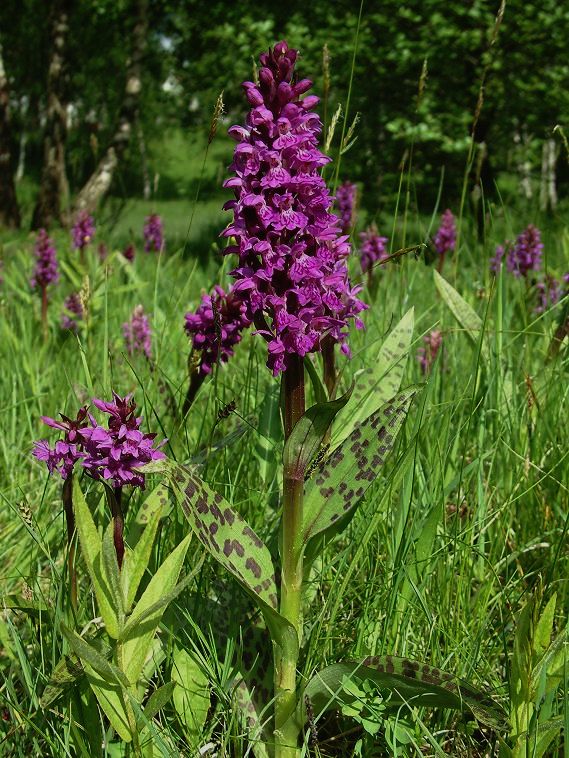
[61,292,84,332]
[223,40,366,756]
[143,214,164,253]
[433,209,456,272]
[34,394,165,568]
[72,211,95,263]
[123,304,152,359]
[183,284,251,413]
[335,180,357,234]
[222,40,366,378]
[359,225,388,282]
[31,229,59,336]
[417,329,443,374]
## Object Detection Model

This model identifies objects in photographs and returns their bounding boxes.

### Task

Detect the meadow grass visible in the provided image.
[0,182,567,756]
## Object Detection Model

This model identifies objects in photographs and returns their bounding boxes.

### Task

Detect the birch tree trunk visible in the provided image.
[540,138,558,213]
[74,0,148,213]
[0,44,21,229]
[31,0,70,230]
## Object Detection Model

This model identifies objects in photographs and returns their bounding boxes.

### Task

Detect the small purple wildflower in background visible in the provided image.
[222,40,366,376]
[31,229,59,291]
[433,209,456,271]
[490,242,510,274]
[184,285,251,376]
[359,225,389,275]
[335,181,357,234]
[534,273,568,314]
[417,330,443,375]
[61,293,84,332]
[507,224,543,277]
[71,211,95,258]
[123,243,135,262]
[143,214,164,253]
[123,304,152,359]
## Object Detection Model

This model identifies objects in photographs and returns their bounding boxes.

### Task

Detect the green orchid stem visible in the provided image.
[321,337,336,400]
[62,474,77,610]
[275,355,305,757]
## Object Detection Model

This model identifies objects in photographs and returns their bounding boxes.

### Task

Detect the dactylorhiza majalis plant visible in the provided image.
[160,40,505,756]
[183,283,251,414]
[31,228,59,336]
[359,225,389,288]
[143,213,164,253]
[433,208,456,273]
[32,394,191,748]
[335,180,357,234]
[71,210,96,265]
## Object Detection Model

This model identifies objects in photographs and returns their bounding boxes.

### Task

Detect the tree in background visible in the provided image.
[0,43,21,228]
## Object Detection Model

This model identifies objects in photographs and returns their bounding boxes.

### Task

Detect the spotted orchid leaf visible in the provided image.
[169,463,297,656]
[283,385,352,481]
[303,388,418,549]
[332,308,414,449]
[434,270,490,364]
[299,655,508,731]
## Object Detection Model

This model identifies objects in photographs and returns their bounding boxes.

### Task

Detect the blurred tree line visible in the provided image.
[0,0,568,229]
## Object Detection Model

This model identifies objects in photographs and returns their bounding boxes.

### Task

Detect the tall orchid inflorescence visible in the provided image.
[61,292,84,332]
[335,181,357,234]
[222,41,366,377]
[434,210,456,258]
[491,225,543,278]
[72,211,95,262]
[123,304,152,359]
[31,229,59,334]
[143,214,164,253]
[417,329,443,374]
[359,225,389,276]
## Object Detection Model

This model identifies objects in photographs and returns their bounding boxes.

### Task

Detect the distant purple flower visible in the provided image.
[33,407,89,479]
[359,226,389,274]
[534,273,568,313]
[434,209,456,257]
[184,285,251,376]
[222,40,366,375]
[123,243,135,262]
[30,229,59,290]
[72,211,95,252]
[143,214,164,253]
[33,395,165,489]
[123,304,152,359]
[335,181,357,234]
[417,330,443,375]
[490,242,511,274]
[507,225,543,278]
[61,293,84,332]
[80,393,165,489]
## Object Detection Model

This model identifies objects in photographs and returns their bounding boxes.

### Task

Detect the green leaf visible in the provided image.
[434,270,490,364]
[169,464,298,658]
[142,681,176,722]
[72,479,120,638]
[303,388,418,547]
[124,505,161,612]
[40,653,85,709]
[283,385,352,481]
[254,386,282,487]
[532,593,556,663]
[171,647,210,743]
[121,533,192,686]
[332,307,414,448]
[61,625,129,687]
[83,662,133,743]
[300,655,507,731]
[1,594,49,618]
[134,483,173,526]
